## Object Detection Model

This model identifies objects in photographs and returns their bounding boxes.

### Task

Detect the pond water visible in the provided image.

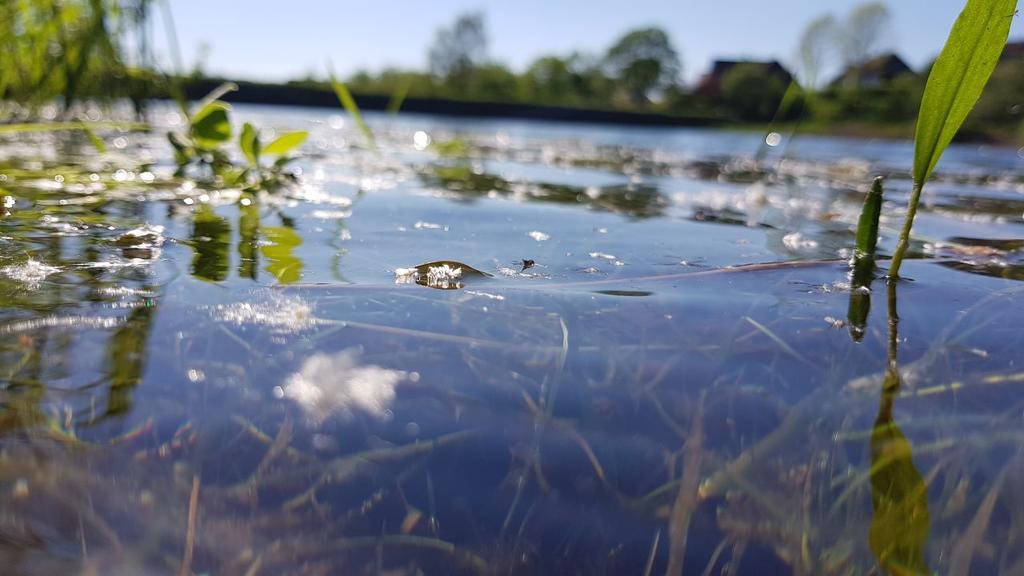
[2,104,1024,575]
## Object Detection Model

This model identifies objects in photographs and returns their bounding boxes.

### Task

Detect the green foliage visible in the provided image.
[168,84,306,191]
[719,63,790,121]
[890,0,1017,277]
[190,102,232,147]
[0,0,155,111]
[855,177,884,264]
[604,27,681,104]
[428,11,488,87]
[263,131,308,156]
[240,122,260,166]
[328,70,376,148]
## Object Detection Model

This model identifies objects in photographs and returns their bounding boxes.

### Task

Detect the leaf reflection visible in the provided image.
[190,205,231,282]
[868,281,930,575]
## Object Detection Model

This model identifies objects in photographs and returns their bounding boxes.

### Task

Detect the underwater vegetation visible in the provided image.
[1,0,1024,575]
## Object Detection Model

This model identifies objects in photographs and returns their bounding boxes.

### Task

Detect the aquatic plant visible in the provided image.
[889,0,1017,277]
[328,67,376,148]
[168,83,308,190]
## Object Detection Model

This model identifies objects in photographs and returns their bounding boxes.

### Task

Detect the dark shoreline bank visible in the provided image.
[179,79,722,128]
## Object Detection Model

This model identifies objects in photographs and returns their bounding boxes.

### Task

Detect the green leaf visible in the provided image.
[190,82,238,120]
[890,0,1017,278]
[190,101,232,148]
[328,66,376,149]
[855,177,884,262]
[913,0,1016,185]
[263,130,308,156]
[240,122,260,166]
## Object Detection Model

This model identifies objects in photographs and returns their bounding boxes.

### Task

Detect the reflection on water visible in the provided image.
[0,107,1023,574]
[868,282,930,575]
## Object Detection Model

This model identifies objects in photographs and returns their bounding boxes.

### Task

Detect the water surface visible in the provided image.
[1,106,1024,575]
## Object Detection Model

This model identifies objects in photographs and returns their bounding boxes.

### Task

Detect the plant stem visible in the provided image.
[888,181,922,278]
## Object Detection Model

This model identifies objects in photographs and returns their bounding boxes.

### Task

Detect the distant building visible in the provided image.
[830,53,914,89]
[696,60,794,98]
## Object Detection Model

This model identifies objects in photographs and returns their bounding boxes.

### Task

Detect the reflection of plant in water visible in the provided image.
[187,195,306,284]
[868,281,930,575]
[421,162,668,218]
[105,295,157,417]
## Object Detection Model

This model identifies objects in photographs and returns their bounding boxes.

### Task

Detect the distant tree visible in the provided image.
[797,14,838,90]
[428,12,488,88]
[603,27,681,105]
[842,2,892,66]
[520,56,576,104]
[467,63,519,101]
[719,63,789,121]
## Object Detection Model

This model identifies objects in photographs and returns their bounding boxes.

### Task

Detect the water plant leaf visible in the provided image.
[890,0,1016,277]
[240,122,260,166]
[328,66,376,148]
[263,130,308,156]
[855,177,884,263]
[191,82,238,120]
[190,101,232,147]
[79,123,107,154]
[913,0,1016,186]
[0,122,148,134]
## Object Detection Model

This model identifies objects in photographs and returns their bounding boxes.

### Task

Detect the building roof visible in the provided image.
[830,53,914,88]
[696,60,793,97]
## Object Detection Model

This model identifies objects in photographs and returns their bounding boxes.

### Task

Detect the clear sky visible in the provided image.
[153,1,1024,84]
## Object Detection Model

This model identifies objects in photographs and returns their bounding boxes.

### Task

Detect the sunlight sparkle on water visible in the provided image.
[413,130,432,151]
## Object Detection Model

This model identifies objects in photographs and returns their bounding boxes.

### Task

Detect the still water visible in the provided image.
[1,105,1024,575]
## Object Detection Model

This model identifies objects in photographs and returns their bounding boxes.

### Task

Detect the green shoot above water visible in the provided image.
[889,0,1017,277]
[328,66,376,149]
[167,82,308,191]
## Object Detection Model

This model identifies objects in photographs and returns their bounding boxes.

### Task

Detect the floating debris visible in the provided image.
[0,259,61,288]
[589,251,617,260]
[281,348,404,424]
[394,260,491,290]
[521,259,535,271]
[782,232,819,251]
[528,230,550,242]
[115,224,165,259]
[414,221,447,231]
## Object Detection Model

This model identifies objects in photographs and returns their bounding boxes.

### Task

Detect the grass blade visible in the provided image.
[386,78,413,116]
[327,65,376,149]
[890,0,1017,277]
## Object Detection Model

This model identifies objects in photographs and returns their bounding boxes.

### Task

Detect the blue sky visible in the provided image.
[154,1,1024,83]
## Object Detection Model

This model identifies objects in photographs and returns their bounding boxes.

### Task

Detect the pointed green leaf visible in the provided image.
[190,101,232,147]
[328,66,376,149]
[240,122,260,166]
[913,0,1016,185]
[190,82,238,119]
[263,130,308,156]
